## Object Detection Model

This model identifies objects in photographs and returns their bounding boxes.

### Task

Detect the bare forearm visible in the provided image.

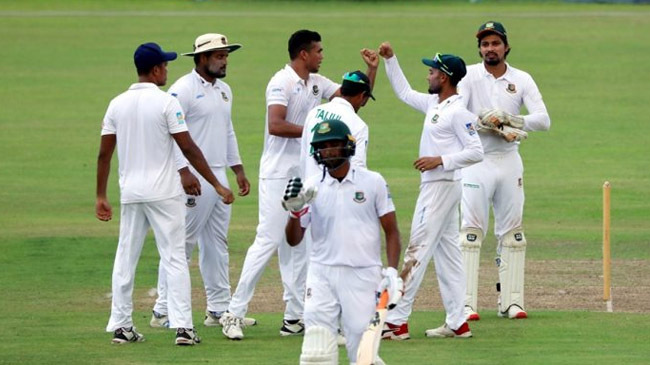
[96,158,110,198]
[182,144,221,189]
[269,119,303,138]
[285,218,305,246]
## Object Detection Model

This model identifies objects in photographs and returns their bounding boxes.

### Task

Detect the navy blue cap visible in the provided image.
[134,42,177,71]
[422,53,467,83]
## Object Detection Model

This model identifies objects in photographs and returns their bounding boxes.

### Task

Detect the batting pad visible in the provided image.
[461,227,484,311]
[498,228,527,313]
[300,326,338,365]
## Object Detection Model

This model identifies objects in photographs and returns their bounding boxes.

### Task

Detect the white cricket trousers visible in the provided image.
[106,196,193,331]
[304,262,381,364]
[386,180,466,330]
[461,151,524,240]
[154,167,232,314]
[228,178,307,320]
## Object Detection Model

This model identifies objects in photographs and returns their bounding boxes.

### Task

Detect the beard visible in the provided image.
[205,66,226,79]
[482,52,502,66]
[428,85,441,94]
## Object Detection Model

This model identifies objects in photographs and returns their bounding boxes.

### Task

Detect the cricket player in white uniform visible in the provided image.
[284,120,402,364]
[221,30,378,340]
[96,42,233,346]
[378,43,484,340]
[301,69,376,180]
[458,21,550,321]
[149,33,256,329]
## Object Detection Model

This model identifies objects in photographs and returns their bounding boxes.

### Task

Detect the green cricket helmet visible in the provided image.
[310,119,356,165]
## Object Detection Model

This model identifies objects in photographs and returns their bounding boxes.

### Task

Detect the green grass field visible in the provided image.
[1,0,650,363]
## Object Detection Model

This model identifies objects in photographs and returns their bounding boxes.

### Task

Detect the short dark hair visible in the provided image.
[288,30,321,60]
[193,51,212,66]
[137,63,157,76]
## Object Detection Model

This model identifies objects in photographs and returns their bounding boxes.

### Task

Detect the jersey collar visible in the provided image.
[129,82,159,90]
[480,61,513,82]
[330,97,354,112]
[324,167,357,185]
[192,69,219,88]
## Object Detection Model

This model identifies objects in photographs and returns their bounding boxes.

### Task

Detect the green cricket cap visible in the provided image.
[476,21,508,42]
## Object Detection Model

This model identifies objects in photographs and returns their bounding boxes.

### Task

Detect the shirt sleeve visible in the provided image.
[165,97,189,135]
[100,101,116,135]
[521,74,551,132]
[351,124,368,169]
[441,110,484,171]
[318,75,340,101]
[266,76,290,107]
[384,55,432,114]
[374,173,396,218]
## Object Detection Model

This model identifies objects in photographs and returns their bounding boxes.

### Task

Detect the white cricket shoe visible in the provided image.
[220,312,244,340]
[464,305,480,321]
[149,310,170,328]
[425,322,472,339]
[279,319,305,336]
[204,310,257,327]
[498,304,528,319]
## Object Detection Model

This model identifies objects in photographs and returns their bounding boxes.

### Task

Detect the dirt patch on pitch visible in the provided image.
[237,259,650,314]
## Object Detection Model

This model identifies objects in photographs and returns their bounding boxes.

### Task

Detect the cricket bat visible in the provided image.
[356,290,389,365]
[356,260,417,365]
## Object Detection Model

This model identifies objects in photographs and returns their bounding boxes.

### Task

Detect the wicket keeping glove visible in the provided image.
[378,267,403,310]
[479,108,525,129]
[282,177,317,218]
[477,109,528,142]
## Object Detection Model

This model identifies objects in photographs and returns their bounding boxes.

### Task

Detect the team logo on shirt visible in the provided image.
[312,85,319,96]
[353,191,366,203]
[221,91,229,102]
[186,198,196,207]
[430,114,439,124]
[506,83,517,94]
[465,122,476,136]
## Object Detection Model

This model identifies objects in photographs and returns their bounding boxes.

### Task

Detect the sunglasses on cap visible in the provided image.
[432,53,454,77]
[342,71,368,84]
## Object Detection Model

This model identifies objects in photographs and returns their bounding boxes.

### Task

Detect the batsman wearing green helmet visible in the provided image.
[284,119,402,364]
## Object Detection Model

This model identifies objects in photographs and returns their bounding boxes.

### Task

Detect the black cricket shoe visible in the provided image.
[279,319,305,336]
[112,327,145,344]
[175,327,201,346]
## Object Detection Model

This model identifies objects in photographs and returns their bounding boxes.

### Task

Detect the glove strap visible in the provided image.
[289,206,309,219]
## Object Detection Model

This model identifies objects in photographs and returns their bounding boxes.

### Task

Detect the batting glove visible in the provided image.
[378,267,403,310]
[281,177,317,218]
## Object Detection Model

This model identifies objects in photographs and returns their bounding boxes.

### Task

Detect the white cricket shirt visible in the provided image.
[300,97,369,179]
[458,62,550,154]
[300,168,395,268]
[259,64,339,179]
[101,83,187,203]
[384,56,484,183]
[168,70,242,168]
